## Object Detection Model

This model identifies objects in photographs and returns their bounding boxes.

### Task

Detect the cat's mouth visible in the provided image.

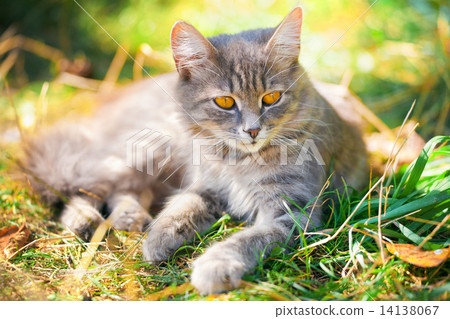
[235,139,267,154]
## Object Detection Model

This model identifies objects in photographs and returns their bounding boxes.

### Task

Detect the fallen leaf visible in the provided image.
[0,224,30,259]
[386,242,449,268]
[145,282,194,301]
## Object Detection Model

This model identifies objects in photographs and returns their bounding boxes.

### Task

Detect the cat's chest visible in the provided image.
[199,161,284,219]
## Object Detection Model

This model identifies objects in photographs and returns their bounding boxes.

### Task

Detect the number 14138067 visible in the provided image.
[380,305,439,316]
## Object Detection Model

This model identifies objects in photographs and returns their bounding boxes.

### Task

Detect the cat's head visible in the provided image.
[171,7,310,154]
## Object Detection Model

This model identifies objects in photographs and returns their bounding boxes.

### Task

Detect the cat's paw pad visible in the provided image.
[191,252,245,295]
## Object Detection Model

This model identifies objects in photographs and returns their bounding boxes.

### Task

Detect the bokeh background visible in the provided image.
[0,0,449,142]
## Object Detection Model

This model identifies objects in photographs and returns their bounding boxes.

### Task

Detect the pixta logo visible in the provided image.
[126,128,171,175]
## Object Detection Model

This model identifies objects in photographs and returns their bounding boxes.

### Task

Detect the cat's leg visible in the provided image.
[142,191,223,262]
[190,212,304,295]
[61,192,152,240]
[60,196,104,241]
[106,192,152,232]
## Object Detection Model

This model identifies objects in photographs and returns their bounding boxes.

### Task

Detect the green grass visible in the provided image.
[0,0,449,301]
[0,136,448,301]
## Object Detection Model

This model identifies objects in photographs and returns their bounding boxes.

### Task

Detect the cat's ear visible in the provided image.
[265,6,303,61]
[171,21,218,80]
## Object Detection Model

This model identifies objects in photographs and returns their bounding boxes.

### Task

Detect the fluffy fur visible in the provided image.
[23,7,367,295]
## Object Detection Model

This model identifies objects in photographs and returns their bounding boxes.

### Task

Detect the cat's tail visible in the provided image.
[21,122,115,206]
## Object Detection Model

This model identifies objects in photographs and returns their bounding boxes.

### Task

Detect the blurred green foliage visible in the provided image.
[1,0,449,137]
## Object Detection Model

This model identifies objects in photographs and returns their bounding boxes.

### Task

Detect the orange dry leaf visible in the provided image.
[386,242,449,268]
[145,282,194,301]
[0,224,30,259]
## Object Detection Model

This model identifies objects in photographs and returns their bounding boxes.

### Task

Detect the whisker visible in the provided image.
[267,65,301,81]
[298,101,330,110]
[282,118,330,127]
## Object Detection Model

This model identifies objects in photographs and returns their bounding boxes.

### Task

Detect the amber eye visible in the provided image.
[214,96,235,109]
[262,91,281,106]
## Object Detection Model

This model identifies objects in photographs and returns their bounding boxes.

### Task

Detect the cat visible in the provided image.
[23,7,368,295]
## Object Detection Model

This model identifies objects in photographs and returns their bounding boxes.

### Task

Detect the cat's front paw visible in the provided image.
[191,248,245,295]
[142,231,178,263]
[142,217,192,262]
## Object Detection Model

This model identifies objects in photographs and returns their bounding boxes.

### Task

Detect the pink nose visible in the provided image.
[245,128,261,139]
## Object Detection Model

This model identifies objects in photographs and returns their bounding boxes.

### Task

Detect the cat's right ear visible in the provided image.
[171,21,218,80]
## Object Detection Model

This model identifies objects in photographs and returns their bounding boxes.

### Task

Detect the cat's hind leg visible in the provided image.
[60,196,104,241]
[106,192,152,232]
[61,192,152,241]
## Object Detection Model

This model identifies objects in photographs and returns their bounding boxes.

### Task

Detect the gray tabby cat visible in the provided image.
[23,7,367,295]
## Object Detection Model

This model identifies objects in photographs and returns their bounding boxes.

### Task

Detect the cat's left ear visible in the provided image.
[265,6,303,61]
[171,21,218,80]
